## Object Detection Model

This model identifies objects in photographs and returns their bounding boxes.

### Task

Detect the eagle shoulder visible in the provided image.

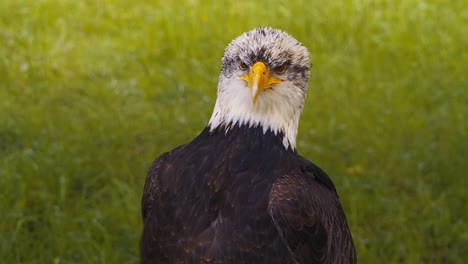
[141,151,171,221]
[268,159,356,263]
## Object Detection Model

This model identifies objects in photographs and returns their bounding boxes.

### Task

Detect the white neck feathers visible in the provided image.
[208,76,305,150]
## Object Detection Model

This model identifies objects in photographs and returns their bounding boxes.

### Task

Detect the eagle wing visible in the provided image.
[140,152,171,264]
[141,153,169,220]
[268,159,356,264]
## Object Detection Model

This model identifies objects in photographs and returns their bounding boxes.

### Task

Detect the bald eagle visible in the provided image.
[141,28,356,264]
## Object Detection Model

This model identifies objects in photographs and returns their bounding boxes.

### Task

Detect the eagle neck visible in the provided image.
[203,123,296,154]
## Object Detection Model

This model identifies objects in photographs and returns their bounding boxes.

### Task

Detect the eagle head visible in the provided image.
[208,28,311,150]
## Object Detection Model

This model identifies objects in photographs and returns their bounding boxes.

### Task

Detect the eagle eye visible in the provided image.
[274,64,287,74]
[239,61,248,70]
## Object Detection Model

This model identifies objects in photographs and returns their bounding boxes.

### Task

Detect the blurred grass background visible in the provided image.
[0,0,466,263]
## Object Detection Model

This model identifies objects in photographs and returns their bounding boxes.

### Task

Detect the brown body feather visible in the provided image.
[141,125,356,263]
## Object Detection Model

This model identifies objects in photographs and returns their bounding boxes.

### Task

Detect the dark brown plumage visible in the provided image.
[141,28,356,263]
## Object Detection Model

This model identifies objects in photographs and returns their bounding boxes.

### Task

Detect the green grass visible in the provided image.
[1,0,466,263]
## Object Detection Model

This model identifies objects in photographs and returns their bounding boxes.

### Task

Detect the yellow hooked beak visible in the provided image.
[240,62,282,105]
